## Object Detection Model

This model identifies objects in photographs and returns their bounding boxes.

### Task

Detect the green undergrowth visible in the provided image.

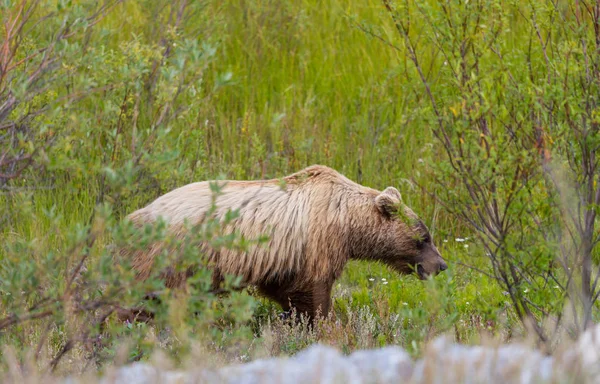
[2,0,593,376]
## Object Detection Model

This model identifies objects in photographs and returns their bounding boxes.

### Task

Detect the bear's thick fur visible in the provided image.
[120,165,446,319]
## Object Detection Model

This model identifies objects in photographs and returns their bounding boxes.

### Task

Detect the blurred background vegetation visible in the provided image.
[1,0,599,376]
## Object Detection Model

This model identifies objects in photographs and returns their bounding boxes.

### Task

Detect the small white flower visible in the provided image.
[443,239,448,243]
[523,288,529,293]
[444,61,448,66]
[383,281,389,285]
[455,238,466,242]
[403,302,408,306]
[554,285,560,289]
[381,278,387,281]
[466,302,470,305]
[418,158,424,163]
[464,244,469,248]
[368,278,375,282]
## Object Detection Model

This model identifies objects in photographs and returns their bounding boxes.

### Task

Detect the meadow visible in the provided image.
[1,0,599,378]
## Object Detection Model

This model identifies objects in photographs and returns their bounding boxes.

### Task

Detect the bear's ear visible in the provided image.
[376,187,402,216]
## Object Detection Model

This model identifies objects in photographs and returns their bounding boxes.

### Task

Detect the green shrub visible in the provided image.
[365,0,600,345]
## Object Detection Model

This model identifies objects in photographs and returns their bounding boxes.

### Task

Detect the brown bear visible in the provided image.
[120,165,447,320]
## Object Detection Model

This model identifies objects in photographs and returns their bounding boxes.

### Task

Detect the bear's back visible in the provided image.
[128,179,292,227]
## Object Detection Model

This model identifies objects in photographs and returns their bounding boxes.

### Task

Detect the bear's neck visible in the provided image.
[346,195,384,262]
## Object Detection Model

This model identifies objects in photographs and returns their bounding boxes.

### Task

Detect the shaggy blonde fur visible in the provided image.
[121,165,446,318]
[126,166,379,284]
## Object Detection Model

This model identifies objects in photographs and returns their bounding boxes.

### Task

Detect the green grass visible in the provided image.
[0,0,526,373]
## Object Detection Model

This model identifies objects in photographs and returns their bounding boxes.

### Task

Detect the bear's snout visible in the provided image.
[439,260,448,271]
[416,254,448,280]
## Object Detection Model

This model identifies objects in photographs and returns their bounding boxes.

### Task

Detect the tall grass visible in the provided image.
[0,0,538,374]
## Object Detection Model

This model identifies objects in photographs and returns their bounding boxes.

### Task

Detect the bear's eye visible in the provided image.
[416,234,431,250]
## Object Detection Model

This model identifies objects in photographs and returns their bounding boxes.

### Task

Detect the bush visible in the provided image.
[0,0,256,372]
[361,0,600,345]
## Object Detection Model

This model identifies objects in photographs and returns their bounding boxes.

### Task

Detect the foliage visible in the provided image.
[0,0,257,373]
[366,0,600,344]
[1,0,598,378]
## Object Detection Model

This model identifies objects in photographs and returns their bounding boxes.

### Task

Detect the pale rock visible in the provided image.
[87,323,600,384]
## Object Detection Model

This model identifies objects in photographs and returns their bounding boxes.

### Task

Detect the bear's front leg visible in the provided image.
[259,279,333,322]
[308,279,333,319]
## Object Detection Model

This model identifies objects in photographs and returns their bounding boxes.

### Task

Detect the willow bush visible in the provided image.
[0,0,256,372]
[361,0,600,345]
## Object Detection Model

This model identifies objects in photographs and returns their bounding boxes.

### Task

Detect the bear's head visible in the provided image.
[372,186,447,280]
